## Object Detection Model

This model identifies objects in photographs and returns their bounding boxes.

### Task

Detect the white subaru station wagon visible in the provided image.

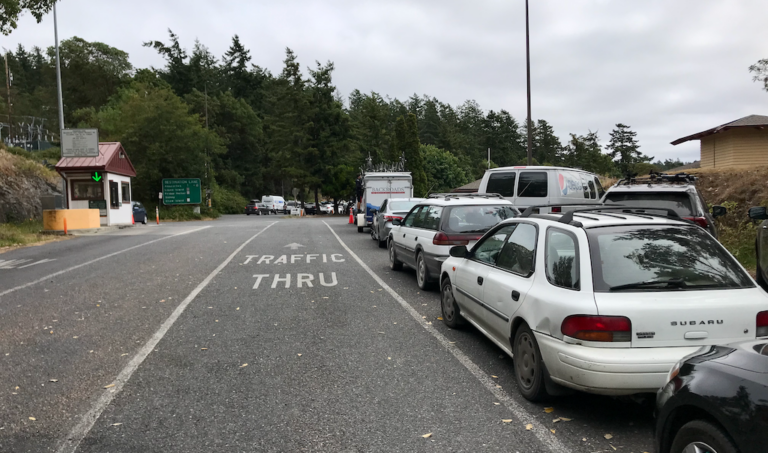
[439,206,768,401]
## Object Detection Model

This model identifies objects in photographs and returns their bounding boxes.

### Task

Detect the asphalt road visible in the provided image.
[0,215,655,453]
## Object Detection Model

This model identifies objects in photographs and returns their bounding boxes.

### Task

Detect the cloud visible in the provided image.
[6,0,767,162]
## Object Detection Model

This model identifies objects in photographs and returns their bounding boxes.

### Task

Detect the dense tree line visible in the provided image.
[0,31,690,212]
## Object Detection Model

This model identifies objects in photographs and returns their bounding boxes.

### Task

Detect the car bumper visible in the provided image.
[535,333,701,395]
[422,251,449,279]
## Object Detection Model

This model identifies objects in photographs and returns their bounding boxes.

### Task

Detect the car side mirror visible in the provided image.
[711,205,727,218]
[450,245,468,258]
[391,219,402,226]
[749,206,768,220]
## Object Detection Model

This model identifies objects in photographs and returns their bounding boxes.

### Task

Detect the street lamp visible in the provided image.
[525,0,533,166]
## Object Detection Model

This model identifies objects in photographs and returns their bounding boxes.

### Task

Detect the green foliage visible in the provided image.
[0,219,47,247]
[750,59,768,92]
[211,181,248,214]
[396,113,428,196]
[562,132,615,175]
[652,158,691,171]
[421,144,469,194]
[606,123,652,176]
[0,0,55,35]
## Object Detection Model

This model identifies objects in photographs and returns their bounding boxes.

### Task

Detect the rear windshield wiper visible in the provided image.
[609,278,688,291]
[458,228,489,234]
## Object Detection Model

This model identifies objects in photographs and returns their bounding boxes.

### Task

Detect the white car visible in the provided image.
[439,206,768,401]
[319,202,334,214]
[388,194,519,290]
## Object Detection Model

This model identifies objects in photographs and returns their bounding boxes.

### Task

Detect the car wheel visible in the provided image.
[389,240,403,271]
[441,278,465,328]
[416,252,433,290]
[246,213,250,216]
[142,217,147,225]
[371,226,377,241]
[378,236,387,249]
[513,324,549,402]
[670,420,737,453]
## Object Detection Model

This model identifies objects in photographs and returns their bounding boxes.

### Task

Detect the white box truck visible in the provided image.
[356,172,413,233]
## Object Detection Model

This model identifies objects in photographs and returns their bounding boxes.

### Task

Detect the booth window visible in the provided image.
[71,180,104,200]
[110,181,120,208]
[121,182,130,203]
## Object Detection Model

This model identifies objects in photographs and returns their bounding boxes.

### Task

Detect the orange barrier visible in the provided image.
[349,210,354,224]
[43,209,100,231]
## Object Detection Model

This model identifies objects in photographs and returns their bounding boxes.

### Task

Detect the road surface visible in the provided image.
[0,216,654,452]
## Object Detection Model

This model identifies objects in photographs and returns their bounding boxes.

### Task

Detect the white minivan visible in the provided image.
[478,166,605,213]
[261,195,286,214]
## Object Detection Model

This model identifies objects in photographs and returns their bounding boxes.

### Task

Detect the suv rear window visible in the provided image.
[587,225,753,292]
[443,205,519,233]
[486,172,516,197]
[390,200,419,212]
[517,172,548,197]
[603,192,695,216]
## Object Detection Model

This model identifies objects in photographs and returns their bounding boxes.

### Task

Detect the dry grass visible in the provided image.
[0,148,59,184]
[0,220,61,250]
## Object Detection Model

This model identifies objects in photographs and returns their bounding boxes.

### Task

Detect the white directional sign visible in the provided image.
[0,258,56,269]
[61,129,99,157]
[284,243,305,250]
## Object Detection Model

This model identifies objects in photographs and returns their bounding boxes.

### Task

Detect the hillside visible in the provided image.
[0,147,63,223]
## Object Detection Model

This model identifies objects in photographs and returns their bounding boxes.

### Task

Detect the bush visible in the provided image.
[145,203,220,221]
[713,201,757,272]
[212,183,248,214]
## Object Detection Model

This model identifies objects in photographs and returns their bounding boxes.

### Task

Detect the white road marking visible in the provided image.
[56,221,278,453]
[17,258,56,269]
[323,221,570,453]
[284,242,304,250]
[0,259,32,269]
[0,226,210,298]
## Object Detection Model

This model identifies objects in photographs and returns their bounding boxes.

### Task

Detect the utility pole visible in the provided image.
[54,1,65,143]
[525,0,533,166]
[204,82,211,208]
[4,51,12,143]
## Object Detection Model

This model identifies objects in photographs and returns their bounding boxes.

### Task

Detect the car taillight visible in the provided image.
[683,216,709,229]
[551,206,561,213]
[433,232,470,246]
[757,311,768,337]
[384,215,403,222]
[561,315,632,342]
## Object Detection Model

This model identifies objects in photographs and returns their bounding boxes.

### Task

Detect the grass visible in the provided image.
[0,147,60,185]
[0,220,57,249]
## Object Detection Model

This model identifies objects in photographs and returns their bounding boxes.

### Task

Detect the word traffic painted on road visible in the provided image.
[245,244,343,289]
[0,258,56,270]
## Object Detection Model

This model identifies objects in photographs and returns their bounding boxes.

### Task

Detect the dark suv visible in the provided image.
[601,173,725,238]
[245,199,261,216]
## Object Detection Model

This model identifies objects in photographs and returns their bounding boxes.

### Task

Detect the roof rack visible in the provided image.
[556,206,683,225]
[615,171,697,187]
[428,192,505,200]
[519,203,610,218]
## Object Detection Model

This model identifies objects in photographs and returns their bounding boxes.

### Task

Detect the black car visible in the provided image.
[245,199,261,216]
[749,206,768,290]
[132,201,148,224]
[655,340,768,453]
[303,203,317,215]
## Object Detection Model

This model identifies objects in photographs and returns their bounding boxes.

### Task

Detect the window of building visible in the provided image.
[110,181,120,208]
[71,180,104,200]
[121,182,131,203]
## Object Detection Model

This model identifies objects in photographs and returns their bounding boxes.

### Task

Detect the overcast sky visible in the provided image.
[5,0,768,162]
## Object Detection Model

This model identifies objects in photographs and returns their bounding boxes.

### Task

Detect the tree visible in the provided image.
[562,132,614,175]
[399,113,427,196]
[749,59,768,92]
[606,123,651,176]
[532,119,563,165]
[348,90,391,163]
[144,29,193,96]
[421,144,468,193]
[1,0,56,35]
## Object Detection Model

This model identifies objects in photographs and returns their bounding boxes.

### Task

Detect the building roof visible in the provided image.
[452,179,482,193]
[671,115,768,145]
[55,142,137,177]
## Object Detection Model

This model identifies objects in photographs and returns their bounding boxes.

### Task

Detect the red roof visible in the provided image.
[55,142,137,177]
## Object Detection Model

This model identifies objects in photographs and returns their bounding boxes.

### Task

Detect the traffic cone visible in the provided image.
[132,214,135,225]
[349,210,354,224]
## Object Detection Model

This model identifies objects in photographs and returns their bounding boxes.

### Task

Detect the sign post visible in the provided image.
[161,179,202,205]
[61,129,99,158]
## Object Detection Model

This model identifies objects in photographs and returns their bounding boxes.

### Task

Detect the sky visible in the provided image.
[5,0,768,163]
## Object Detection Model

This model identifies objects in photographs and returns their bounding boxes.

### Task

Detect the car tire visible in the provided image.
[440,278,465,328]
[389,239,403,271]
[246,213,250,216]
[378,236,387,249]
[142,218,147,225]
[371,226,377,241]
[670,420,737,453]
[513,323,549,402]
[416,252,434,290]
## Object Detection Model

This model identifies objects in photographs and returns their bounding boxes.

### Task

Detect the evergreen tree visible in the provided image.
[403,113,427,196]
[606,123,650,176]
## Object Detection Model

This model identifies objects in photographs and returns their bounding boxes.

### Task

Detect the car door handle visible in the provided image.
[414,237,418,241]
[511,290,520,301]
[403,234,406,237]
[477,276,483,285]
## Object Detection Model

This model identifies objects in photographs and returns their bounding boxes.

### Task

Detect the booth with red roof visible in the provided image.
[55,142,137,227]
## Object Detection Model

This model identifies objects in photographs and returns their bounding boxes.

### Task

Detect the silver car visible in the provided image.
[370,198,424,248]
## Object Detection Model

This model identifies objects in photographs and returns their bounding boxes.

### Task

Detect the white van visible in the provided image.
[356,172,413,233]
[261,195,286,214]
[478,166,605,213]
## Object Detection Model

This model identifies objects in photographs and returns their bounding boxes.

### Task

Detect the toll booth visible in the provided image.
[54,142,137,227]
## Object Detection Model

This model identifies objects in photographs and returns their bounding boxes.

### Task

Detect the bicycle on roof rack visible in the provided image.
[615,171,697,187]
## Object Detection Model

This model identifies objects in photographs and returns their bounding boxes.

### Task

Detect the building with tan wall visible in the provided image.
[672,114,768,168]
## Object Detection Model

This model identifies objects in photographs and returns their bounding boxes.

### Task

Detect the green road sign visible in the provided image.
[162,178,202,205]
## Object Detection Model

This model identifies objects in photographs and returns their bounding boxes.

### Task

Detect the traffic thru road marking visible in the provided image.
[0,258,56,269]
[242,254,345,265]
[322,221,570,453]
[252,273,338,289]
[56,222,278,453]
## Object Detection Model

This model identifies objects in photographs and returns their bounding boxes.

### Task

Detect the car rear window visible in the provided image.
[603,192,695,216]
[443,205,519,233]
[390,201,419,212]
[587,225,753,292]
[517,172,548,197]
[486,172,516,197]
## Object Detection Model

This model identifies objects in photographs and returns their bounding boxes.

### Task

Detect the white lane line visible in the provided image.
[323,221,570,453]
[56,221,278,453]
[0,226,211,298]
